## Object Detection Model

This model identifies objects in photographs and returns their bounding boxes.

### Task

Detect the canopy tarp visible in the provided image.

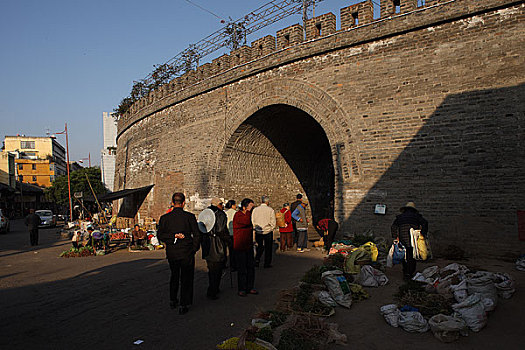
[99,185,154,218]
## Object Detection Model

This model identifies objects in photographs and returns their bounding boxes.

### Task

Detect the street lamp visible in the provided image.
[55,123,72,222]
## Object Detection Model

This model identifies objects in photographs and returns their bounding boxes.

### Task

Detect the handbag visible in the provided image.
[392,240,406,265]
[410,228,429,261]
[207,233,226,263]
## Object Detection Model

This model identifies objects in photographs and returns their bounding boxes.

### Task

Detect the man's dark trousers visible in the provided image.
[30,229,39,246]
[402,248,417,279]
[255,232,273,267]
[206,261,225,297]
[168,255,195,306]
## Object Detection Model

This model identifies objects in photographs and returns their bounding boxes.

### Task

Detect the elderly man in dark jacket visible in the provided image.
[201,197,232,300]
[391,202,428,280]
[158,192,200,315]
[25,209,41,246]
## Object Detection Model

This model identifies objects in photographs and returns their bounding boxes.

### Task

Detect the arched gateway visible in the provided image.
[214,79,353,224]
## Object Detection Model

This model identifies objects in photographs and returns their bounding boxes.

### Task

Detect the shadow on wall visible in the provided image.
[342,83,525,256]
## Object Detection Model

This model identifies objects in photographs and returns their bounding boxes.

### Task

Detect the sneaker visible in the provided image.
[303,248,311,252]
[238,291,247,297]
[297,249,304,253]
[296,248,302,252]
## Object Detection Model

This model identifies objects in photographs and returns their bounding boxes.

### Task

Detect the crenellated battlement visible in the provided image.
[119,0,521,134]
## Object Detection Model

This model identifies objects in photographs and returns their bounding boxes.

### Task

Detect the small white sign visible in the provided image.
[374,204,386,215]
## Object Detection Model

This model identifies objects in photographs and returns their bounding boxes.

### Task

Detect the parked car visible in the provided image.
[0,209,10,233]
[35,210,56,228]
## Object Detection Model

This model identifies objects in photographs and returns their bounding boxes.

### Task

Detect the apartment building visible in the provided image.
[3,135,67,187]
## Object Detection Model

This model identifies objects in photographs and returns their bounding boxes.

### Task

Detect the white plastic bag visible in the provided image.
[441,263,469,275]
[321,270,352,308]
[452,293,487,332]
[412,272,427,283]
[380,304,400,327]
[398,311,429,333]
[315,291,338,307]
[428,314,468,343]
[422,266,439,279]
[467,271,497,311]
[386,245,394,268]
[357,265,388,287]
[516,256,525,271]
[450,279,468,303]
[150,236,159,246]
[494,273,515,299]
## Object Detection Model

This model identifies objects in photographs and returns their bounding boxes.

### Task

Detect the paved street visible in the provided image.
[1,219,524,349]
[0,220,323,349]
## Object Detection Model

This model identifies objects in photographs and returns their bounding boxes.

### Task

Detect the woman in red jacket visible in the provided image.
[233,198,258,297]
[278,203,293,252]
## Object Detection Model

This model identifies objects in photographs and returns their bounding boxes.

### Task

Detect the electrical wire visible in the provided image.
[183,0,226,22]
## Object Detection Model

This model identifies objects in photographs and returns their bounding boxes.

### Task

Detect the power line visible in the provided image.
[183,0,226,22]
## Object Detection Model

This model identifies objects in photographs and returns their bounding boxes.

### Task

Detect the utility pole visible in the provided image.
[56,123,73,221]
[303,0,308,38]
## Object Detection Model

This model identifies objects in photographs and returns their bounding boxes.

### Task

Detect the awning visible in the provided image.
[16,182,44,194]
[99,185,154,218]
[0,183,16,193]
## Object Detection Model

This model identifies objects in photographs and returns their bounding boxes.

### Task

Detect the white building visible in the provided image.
[100,112,117,191]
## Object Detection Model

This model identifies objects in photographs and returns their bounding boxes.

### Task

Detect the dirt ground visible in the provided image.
[0,219,524,350]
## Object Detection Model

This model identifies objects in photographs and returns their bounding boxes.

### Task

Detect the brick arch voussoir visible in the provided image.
[213,79,353,192]
[225,80,347,150]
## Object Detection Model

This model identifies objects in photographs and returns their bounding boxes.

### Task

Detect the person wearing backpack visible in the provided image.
[292,201,309,252]
[201,198,232,300]
[290,194,303,247]
[277,203,293,252]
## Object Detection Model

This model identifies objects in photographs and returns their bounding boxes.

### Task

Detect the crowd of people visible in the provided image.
[156,192,339,315]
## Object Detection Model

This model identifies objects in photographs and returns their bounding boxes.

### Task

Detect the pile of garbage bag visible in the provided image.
[380,262,516,342]
[516,254,525,271]
[327,238,389,275]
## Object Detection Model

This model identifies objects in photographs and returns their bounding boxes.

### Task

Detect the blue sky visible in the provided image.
[0,0,368,165]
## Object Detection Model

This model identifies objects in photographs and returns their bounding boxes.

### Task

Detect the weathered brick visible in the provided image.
[115,0,525,257]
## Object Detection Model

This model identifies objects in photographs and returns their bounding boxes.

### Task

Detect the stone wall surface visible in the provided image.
[116,0,525,257]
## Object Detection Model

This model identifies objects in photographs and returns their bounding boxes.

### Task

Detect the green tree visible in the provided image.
[45,167,107,206]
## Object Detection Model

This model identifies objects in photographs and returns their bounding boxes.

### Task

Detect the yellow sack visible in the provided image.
[417,235,428,260]
[361,242,378,262]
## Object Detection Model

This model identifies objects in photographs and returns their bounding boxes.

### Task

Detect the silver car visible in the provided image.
[35,210,56,228]
[0,209,10,233]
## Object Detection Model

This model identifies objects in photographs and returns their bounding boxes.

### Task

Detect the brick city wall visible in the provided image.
[116,0,525,257]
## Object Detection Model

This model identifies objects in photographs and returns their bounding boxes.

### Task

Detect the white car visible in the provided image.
[35,210,56,228]
[0,209,10,233]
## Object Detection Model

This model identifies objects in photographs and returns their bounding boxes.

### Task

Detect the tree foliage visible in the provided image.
[45,167,107,206]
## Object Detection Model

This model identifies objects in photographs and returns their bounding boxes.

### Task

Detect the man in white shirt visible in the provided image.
[251,195,276,268]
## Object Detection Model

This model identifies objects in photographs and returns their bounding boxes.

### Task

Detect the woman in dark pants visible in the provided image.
[233,198,258,297]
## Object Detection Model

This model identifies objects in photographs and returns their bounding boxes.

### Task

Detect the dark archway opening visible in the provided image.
[219,104,334,222]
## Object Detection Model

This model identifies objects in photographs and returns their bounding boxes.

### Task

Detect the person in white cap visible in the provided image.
[391,201,428,280]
